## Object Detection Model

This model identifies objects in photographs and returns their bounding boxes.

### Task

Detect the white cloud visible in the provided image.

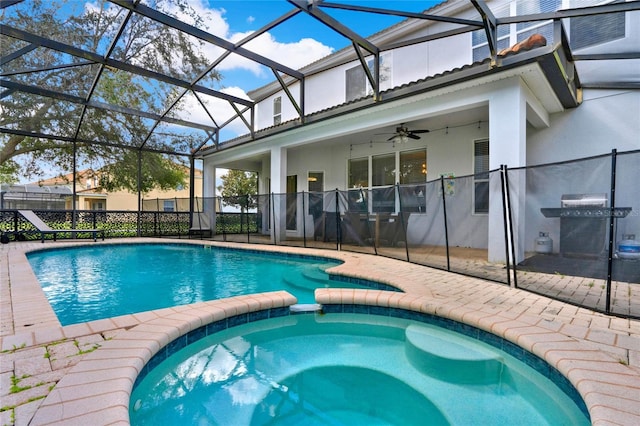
[233,32,334,72]
[173,86,252,137]
[169,3,334,77]
[137,1,335,83]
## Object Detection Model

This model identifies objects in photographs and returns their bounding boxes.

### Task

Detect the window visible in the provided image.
[372,153,396,213]
[349,150,428,213]
[372,154,395,187]
[515,0,559,45]
[273,96,282,125]
[472,0,560,62]
[348,158,369,212]
[307,172,324,216]
[345,53,391,102]
[473,139,489,214]
[308,172,323,192]
[163,200,175,212]
[399,150,427,184]
[570,1,625,50]
[345,66,367,102]
[471,1,511,62]
[348,158,368,189]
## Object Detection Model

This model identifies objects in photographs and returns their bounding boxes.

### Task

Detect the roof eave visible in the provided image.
[200,43,579,157]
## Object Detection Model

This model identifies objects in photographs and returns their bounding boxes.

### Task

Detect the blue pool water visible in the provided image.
[26,243,368,325]
[130,313,590,425]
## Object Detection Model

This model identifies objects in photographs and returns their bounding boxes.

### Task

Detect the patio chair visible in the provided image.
[18,210,105,243]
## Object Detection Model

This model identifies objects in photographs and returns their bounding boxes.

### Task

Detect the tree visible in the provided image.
[217,170,258,213]
[0,0,220,190]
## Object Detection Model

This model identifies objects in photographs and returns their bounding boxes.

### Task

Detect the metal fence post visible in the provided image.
[396,183,409,262]
[221,199,227,242]
[173,197,177,238]
[440,175,450,271]
[335,189,340,251]
[302,191,307,248]
[499,166,512,287]
[503,165,518,288]
[271,192,277,245]
[605,149,618,314]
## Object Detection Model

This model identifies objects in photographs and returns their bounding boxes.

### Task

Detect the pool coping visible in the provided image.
[2,238,640,425]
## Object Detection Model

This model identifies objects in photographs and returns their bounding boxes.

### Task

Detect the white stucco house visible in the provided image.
[198,0,639,265]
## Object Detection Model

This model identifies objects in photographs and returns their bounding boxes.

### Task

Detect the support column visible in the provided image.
[488,78,527,263]
[202,161,217,232]
[271,146,288,242]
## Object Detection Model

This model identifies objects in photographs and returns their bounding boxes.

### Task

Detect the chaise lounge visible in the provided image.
[18,210,105,243]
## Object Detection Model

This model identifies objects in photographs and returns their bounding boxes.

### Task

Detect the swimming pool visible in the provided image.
[130,312,590,425]
[27,243,387,326]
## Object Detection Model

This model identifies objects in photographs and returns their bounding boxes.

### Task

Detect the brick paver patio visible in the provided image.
[1,239,638,425]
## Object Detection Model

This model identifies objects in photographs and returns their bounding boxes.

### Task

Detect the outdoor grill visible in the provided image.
[540,193,632,257]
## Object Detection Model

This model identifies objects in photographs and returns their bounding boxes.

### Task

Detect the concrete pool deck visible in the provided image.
[0,238,639,425]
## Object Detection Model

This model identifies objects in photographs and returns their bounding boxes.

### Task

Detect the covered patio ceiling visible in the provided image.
[2,0,639,161]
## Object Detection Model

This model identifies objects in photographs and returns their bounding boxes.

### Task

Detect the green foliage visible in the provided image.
[216,213,259,234]
[0,160,20,184]
[10,375,31,394]
[0,0,219,186]
[99,151,187,193]
[218,170,258,212]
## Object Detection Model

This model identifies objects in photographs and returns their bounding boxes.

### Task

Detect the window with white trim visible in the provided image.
[163,200,175,212]
[345,53,391,102]
[569,0,625,50]
[473,139,490,214]
[471,1,511,62]
[273,96,282,125]
[347,149,427,213]
[472,0,560,62]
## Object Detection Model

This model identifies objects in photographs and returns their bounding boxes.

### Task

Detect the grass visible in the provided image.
[73,340,100,355]
[0,343,26,353]
[10,375,32,394]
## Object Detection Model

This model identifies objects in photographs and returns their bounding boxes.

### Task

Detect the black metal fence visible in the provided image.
[1,150,638,318]
[0,210,192,240]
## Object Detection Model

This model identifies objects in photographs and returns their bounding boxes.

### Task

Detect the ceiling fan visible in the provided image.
[382,124,430,142]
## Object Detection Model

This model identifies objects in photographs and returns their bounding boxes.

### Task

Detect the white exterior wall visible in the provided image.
[207,0,638,260]
[285,122,490,192]
[527,90,640,164]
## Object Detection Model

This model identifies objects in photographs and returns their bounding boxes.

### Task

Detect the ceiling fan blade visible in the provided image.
[407,133,421,140]
[412,129,430,134]
[387,135,397,141]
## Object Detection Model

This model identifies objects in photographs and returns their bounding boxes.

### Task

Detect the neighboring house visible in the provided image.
[34,168,203,212]
[0,184,72,210]
[199,0,639,263]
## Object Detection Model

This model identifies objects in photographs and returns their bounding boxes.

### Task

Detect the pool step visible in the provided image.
[283,267,332,291]
[301,266,331,283]
[405,324,505,384]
